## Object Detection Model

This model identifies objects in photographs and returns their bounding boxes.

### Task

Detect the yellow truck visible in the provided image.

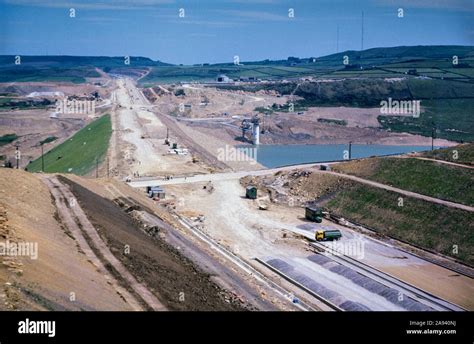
[315,229,342,241]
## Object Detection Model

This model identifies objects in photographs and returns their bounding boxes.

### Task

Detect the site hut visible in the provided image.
[147,186,165,199]
[320,164,331,171]
[216,74,231,83]
[305,205,323,223]
[246,186,257,199]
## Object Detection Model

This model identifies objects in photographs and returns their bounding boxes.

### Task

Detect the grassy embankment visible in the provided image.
[27,114,112,175]
[421,143,474,166]
[324,185,474,265]
[332,157,474,206]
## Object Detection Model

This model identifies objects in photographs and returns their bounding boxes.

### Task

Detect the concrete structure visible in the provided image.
[251,116,260,145]
[147,186,166,199]
[216,74,231,83]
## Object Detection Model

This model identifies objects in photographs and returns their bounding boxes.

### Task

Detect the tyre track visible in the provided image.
[43,175,167,311]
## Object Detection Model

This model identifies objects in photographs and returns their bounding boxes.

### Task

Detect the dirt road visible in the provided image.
[113,78,210,177]
[129,163,474,212]
[411,157,474,169]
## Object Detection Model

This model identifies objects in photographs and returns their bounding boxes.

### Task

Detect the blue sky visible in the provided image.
[0,0,473,64]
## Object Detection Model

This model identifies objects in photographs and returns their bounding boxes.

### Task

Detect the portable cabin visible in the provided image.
[246,186,257,199]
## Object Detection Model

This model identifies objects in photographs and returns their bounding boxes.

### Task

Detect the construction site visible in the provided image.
[2,0,474,341]
[1,65,473,314]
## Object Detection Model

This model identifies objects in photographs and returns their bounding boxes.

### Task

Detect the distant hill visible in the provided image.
[0,55,173,83]
[213,45,474,68]
[1,45,473,84]
[0,55,172,68]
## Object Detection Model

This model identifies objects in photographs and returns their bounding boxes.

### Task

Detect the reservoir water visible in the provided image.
[238,144,439,168]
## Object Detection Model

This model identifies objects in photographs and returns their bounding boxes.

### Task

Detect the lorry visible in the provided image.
[315,229,342,241]
[305,206,323,223]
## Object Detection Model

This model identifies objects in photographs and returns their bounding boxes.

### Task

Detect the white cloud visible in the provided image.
[212,9,292,22]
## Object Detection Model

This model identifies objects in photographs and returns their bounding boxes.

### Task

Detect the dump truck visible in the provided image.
[315,229,342,241]
[305,206,323,223]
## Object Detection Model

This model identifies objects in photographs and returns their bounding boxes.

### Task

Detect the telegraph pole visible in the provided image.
[15,142,20,169]
[349,141,352,160]
[431,127,435,151]
[41,143,45,172]
[96,158,99,178]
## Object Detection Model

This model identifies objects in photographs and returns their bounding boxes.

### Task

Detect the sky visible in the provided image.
[0,0,473,64]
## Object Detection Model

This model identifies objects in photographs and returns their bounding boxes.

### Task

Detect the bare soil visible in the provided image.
[59,175,249,311]
[0,169,134,310]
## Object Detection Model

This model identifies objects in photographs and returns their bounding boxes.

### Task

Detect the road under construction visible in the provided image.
[2,75,472,312]
[102,77,473,312]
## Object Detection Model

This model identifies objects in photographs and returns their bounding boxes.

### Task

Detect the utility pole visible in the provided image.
[349,141,352,160]
[431,127,435,151]
[96,158,99,178]
[15,142,20,169]
[41,143,45,172]
[107,156,110,178]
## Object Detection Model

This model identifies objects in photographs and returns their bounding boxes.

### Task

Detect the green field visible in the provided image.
[378,98,474,143]
[27,115,112,175]
[324,185,474,265]
[332,157,474,206]
[0,133,18,146]
[0,66,100,83]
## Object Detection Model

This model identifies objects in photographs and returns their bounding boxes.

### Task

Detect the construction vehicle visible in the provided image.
[315,229,342,241]
[305,206,323,223]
